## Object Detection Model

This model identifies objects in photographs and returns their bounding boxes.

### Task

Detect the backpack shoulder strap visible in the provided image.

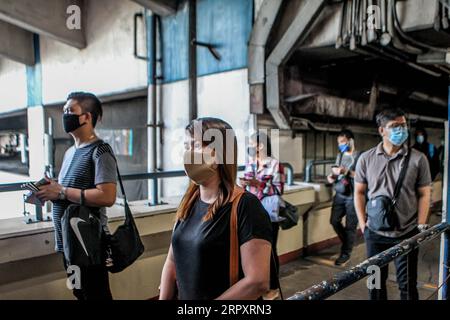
[229,186,245,287]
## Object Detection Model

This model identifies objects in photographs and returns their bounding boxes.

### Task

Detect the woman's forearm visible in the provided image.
[159,259,177,300]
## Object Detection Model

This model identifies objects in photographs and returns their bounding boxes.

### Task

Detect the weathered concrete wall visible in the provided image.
[156,69,253,199]
[40,0,148,104]
[0,59,27,113]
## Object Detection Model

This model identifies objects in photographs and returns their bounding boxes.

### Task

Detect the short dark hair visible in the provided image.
[67,92,103,127]
[338,129,354,140]
[250,131,272,157]
[376,108,407,128]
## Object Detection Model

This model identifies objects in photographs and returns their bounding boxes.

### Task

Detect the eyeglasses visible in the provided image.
[386,123,408,130]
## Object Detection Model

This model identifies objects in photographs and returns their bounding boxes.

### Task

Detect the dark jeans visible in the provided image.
[270,222,280,290]
[330,194,358,256]
[364,228,419,301]
[63,256,112,300]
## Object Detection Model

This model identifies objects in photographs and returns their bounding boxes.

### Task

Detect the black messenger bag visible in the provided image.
[105,156,145,273]
[366,150,411,232]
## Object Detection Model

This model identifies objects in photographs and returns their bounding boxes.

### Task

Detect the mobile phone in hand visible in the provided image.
[35,178,50,187]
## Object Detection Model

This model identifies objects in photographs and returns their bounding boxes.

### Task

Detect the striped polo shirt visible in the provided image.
[53,139,117,252]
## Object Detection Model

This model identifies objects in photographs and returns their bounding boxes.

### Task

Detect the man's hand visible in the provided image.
[327,174,336,184]
[239,178,250,187]
[36,177,63,202]
[359,222,366,234]
[332,166,345,176]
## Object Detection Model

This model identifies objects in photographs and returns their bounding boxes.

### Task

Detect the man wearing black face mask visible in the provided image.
[36,92,117,300]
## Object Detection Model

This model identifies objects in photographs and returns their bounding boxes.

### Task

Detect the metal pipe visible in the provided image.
[289,222,450,300]
[134,12,148,60]
[438,115,450,299]
[350,0,357,50]
[380,0,392,46]
[150,14,159,206]
[336,0,348,49]
[361,44,442,77]
[248,0,283,85]
[367,0,377,43]
[282,162,295,186]
[1,164,296,193]
[386,0,422,54]
[304,159,336,183]
[361,0,368,45]
[188,0,197,121]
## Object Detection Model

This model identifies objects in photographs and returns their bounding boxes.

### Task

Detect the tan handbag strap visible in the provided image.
[229,186,245,287]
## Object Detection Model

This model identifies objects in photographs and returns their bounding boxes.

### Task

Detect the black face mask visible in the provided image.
[248,147,257,157]
[63,113,87,133]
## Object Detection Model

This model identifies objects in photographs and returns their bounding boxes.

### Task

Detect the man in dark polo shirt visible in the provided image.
[355,109,432,300]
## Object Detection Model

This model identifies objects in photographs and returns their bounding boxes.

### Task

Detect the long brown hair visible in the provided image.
[176,117,238,222]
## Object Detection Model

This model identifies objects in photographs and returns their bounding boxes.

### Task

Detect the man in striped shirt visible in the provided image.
[36,92,117,300]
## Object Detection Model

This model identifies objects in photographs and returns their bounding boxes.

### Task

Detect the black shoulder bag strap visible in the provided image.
[392,148,412,206]
[94,142,130,216]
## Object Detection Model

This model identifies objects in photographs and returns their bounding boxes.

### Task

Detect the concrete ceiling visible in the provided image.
[0,0,85,65]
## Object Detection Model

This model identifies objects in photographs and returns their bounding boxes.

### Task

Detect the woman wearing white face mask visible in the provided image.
[159,118,273,300]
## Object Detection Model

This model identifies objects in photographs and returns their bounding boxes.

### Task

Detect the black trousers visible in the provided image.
[330,194,359,256]
[63,256,113,300]
[270,222,280,290]
[364,228,419,301]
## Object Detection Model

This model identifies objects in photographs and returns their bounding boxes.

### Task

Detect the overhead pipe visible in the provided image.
[367,0,378,43]
[407,113,446,124]
[361,0,368,45]
[336,0,348,49]
[248,0,283,86]
[248,0,283,119]
[266,0,326,130]
[350,0,357,50]
[380,0,392,46]
[386,0,423,55]
[393,0,450,53]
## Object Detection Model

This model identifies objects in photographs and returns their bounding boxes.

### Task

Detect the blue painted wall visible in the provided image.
[26,34,42,107]
[148,0,253,84]
[196,0,253,77]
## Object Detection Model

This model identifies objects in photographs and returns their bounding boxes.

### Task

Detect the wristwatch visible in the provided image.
[58,187,67,200]
[418,224,430,232]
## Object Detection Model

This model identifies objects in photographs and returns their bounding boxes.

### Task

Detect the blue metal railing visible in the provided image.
[288,222,450,300]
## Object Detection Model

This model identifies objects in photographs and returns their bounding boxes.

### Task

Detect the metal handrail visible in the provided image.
[0,163,294,205]
[0,163,295,193]
[304,159,336,183]
[288,222,450,300]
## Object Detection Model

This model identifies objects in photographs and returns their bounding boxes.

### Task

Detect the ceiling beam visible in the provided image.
[131,0,177,16]
[0,20,34,65]
[0,0,86,49]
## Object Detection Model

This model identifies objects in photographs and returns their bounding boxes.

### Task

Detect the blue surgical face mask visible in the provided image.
[338,143,350,153]
[388,127,409,146]
[416,135,425,145]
